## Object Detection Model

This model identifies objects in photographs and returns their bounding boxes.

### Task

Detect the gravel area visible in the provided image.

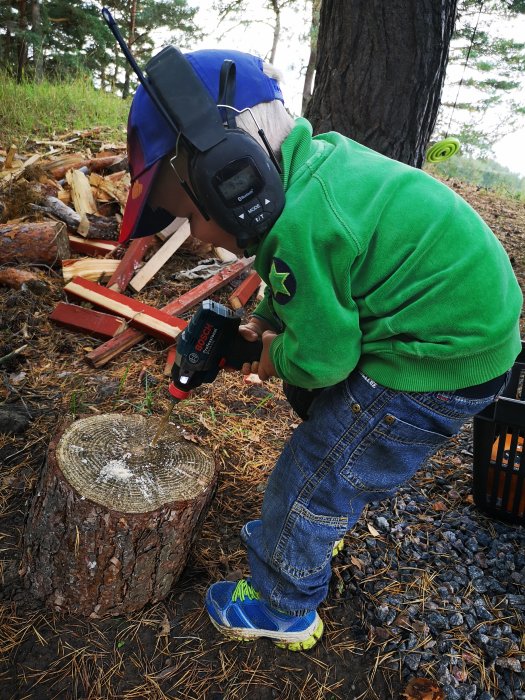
[333,422,524,700]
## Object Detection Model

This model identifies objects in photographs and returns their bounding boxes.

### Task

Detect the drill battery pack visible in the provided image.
[472,341,525,524]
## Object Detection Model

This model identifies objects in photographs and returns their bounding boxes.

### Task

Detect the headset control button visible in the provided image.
[252,211,271,226]
[262,198,274,212]
[246,201,262,216]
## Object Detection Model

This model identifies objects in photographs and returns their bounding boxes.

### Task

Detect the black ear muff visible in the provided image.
[103,8,285,250]
[218,60,237,129]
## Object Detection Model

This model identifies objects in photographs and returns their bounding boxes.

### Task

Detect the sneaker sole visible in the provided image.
[208,613,324,651]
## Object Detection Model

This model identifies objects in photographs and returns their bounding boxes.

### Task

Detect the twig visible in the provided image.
[0,344,28,366]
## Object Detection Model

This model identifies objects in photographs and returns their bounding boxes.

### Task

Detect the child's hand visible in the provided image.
[239,318,273,376]
[258,330,278,381]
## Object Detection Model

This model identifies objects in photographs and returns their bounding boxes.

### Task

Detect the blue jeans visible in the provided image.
[243,370,508,615]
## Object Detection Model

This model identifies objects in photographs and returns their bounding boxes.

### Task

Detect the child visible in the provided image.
[119,49,523,651]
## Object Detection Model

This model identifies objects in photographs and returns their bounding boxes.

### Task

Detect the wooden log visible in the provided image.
[106,236,158,292]
[86,257,254,368]
[0,267,48,291]
[0,221,70,266]
[20,414,218,617]
[45,154,125,181]
[42,196,82,230]
[49,302,127,339]
[129,221,191,292]
[229,270,262,310]
[62,258,120,283]
[85,214,119,240]
[68,235,118,257]
[64,276,187,342]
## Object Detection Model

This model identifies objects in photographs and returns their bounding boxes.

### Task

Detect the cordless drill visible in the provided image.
[152,300,263,444]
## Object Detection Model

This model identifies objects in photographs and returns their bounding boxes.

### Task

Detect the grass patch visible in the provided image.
[0,72,130,148]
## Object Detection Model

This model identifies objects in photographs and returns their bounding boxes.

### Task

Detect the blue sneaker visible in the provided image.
[241,519,345,558]
[205,579,323,651]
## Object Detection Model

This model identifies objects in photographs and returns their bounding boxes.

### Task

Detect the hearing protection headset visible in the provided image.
[103,8,285,249]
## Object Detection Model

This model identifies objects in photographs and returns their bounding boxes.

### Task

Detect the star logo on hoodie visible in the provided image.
[269,258,296,305]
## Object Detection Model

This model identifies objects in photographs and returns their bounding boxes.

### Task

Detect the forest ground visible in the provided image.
[0,139,524,700]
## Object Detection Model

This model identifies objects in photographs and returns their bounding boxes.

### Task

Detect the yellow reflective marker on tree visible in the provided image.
[426,138,461,163]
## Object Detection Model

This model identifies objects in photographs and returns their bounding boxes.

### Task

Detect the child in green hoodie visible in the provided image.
[119,49,522,651]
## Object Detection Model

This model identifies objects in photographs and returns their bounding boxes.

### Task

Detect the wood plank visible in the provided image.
[106,236,158,292]
[229,270,261,310]
[68,235,118,257]
[129,221,191,292]
[155,217,187,242]
[164,346,178,376]
[64,277,186,342]
[86,257,254,367]
[49,302,127,339]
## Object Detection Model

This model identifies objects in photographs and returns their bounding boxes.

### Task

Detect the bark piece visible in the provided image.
[49,302,127,339]
[0,267,47,291]
[129,221,191,292]
[64,276,187,342]
[20,414,218,617]
[86,257,254,367]
[229,270,262,310]
[0,221,70,266]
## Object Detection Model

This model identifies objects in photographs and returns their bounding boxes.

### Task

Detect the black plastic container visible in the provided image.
[472,341,525,525]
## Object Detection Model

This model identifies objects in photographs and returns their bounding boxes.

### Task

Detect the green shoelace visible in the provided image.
[231,579,261,602]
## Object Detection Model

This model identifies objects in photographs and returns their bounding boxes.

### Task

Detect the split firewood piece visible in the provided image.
[64,276,187,342]
[164,346,177,375]
[257,279,267,302]
[4,144,17,169]
[89,172,130,208]
[0,267,48,292]
[0,221,70,266]
[42,196,81,230]
[229,270,262,310]
[0,153,42,183]
[214,246,238,263]
[106,236,158,292]
[66,168,98,216]
[62,258,120,283]
[49,302,127,339]
[86,256,254,368]
[68,235,118,257]
[156,217,188,242]
[129,221,191,293]
[20,414,218,617]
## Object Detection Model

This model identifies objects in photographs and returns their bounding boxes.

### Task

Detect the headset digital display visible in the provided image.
[102,8,285,249]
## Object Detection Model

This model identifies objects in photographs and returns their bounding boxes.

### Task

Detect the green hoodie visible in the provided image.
[252,118,522,391]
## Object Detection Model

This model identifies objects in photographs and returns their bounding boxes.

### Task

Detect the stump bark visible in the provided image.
[20,414,218,617]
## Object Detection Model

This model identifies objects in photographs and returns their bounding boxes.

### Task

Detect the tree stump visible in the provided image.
[20,414,218,618]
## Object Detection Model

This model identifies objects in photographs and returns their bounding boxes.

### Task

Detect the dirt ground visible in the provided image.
[0,144,524,700]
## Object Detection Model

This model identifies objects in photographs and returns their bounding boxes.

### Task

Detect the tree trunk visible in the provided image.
[20,414,218,617]
[16,0,28,83]
[268,0,281,64]
[305,0,459,167]
[31,0,43,82]
[301,0,321,115]
[0,221,70,265]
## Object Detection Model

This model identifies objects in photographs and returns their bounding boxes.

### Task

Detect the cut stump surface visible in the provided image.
[21,414,218,617]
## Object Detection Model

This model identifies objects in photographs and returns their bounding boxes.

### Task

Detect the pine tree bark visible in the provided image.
[305,0,458,167]
[20,414,218,617]
[0,221,70,266]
